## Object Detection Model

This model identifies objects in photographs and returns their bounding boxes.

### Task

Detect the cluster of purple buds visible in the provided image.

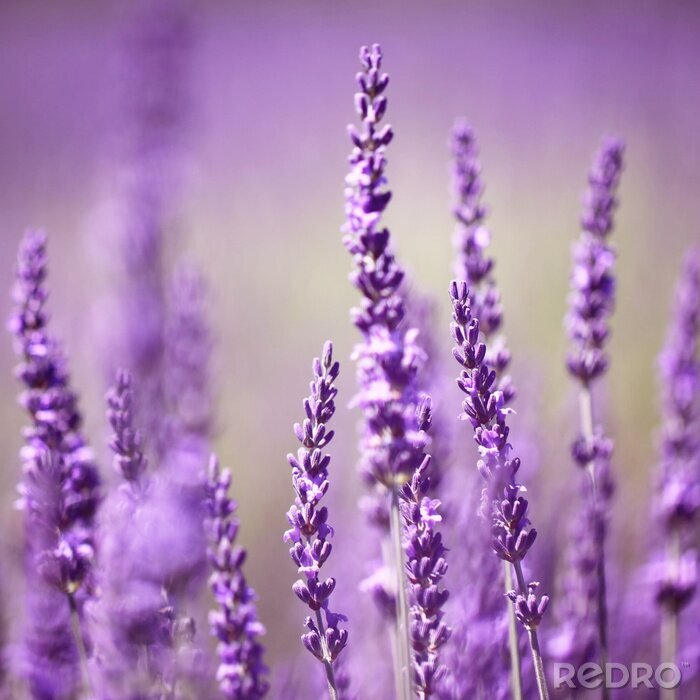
[206,455,269,700]
[106,369,149,489]
[654,250,700,611]
[566,138,624,383]
[449,281,545,600]
[10,230,101,600]
[344,45,430,511]
[285,342,348,690]
[398,434,451,697]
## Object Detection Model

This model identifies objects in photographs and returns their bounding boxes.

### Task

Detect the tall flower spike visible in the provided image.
[206,456,269,700]
[109,0,193,456]
[450,120,520,695]
[9,229,102,697]
[654,250,700,677]
[451,121,512,401]
[449,281,550,700]
[94,370,181,698]
[344,45,441,699]
[399,443,451,698]
[564,137,624,695]
[285,342,348,700]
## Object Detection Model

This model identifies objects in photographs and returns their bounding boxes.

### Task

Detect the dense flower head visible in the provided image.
[449,280,544,585]
[285,342,348,669]
[657,250,700,527]
[344,44,430,509]
[399,446,451,697]
[653,250,700,611]
[451,124,500,334]
[548,490,605,670]
[106,369,149,487]
[450,121,514,405]
[566,137,624,382]
[8,229,104,696]
[10,231,101,592]
[206,456,269,700]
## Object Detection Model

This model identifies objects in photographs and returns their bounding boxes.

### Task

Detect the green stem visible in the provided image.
[67,593,93,699]
[504,562,523,700]
[314,609,339,700]
[513,561,550,700]
[579,384,610,700]
[390,488,413,700]
[660,529,680,700]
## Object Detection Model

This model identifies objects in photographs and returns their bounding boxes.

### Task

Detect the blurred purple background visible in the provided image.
[1,0,699,669]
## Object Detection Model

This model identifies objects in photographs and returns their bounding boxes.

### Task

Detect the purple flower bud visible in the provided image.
[206,456,269,699]
[9,230,102,695]
[286,343,348,687]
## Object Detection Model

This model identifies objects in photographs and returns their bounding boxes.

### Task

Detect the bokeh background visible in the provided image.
[1,0,699,679]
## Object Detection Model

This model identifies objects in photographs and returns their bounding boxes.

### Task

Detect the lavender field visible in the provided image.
[0,1,699,698]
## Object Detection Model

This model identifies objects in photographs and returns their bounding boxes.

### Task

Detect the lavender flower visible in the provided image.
[566,137,624,383]
[438,487,510,700]
[654,250,700,672]
[344,45,446,699]
[157,263,212,600]
[450,121,523,695]
[9,229,101,696]
[93,371,182,699]
[451,121,512,399]
[285,342,348,699]
[106,370,149,489]
[343,45,428,498]
[109,0,193,454]
[449,280,550,700]
[404,291,453,496]
[206,456,269,700]
[399,443,451,697]
[564,138,624,688]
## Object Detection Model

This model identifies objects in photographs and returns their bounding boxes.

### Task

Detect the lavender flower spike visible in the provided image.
[451,121,512,402]
[9,229,101,697]
[565,137,624,695]
[450,120,521,695]
[449,280,550,700]
[94,370,172,698]
[344,45,438,699]
[399,436,451,698]
[206,456,269,700]
[285,342,348,700]
[106,370,148,489]
[654,250,700,689]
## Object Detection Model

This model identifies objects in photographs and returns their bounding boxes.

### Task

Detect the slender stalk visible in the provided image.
[314,609,339,700]
[513,561,550,700]
[660,529,681,700]
[660,609,678,700]
[390,488,413,700]
[504,562,524,700]
[578,383,610,700]
[68,593,93,699]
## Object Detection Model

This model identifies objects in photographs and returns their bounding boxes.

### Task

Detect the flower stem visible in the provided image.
[314,609,339,700]
[504,562,524,700]
[660,529,680,700]
[68,593,93,699]
[578,384,611,700]
[513,561,550,700]
[390,487,413,700]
